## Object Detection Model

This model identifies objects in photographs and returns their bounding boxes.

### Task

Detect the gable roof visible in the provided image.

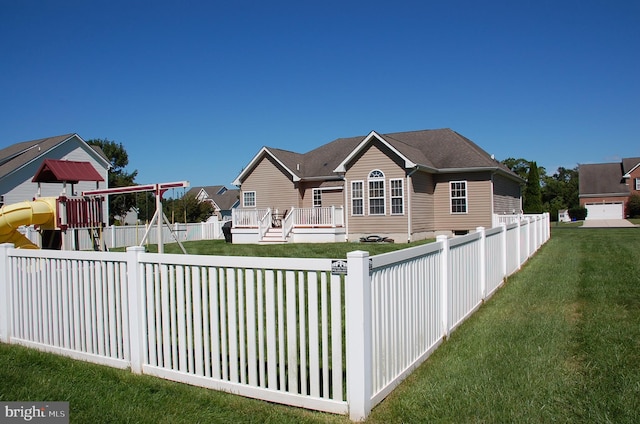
[32,159,104,183]
[187,185,240,210]
[622,157,640,177]
[233,128,520,185]
[0,133,110,182]
[579,162,629,197]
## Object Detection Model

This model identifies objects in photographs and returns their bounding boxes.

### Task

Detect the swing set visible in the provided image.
[82,181,190,254]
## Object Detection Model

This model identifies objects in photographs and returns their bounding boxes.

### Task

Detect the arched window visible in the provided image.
[368,170,385,215]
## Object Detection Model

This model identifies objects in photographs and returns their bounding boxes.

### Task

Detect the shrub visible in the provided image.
[568,206,588,221]
[626,194,640,218]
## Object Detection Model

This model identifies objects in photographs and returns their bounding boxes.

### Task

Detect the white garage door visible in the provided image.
[585,203,624,220]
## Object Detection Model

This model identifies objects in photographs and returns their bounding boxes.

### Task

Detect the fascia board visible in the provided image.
[76,134,112,168]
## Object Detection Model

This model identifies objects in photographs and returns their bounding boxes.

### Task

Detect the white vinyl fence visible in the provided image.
[21,221,226,251]
[0,214,550,421]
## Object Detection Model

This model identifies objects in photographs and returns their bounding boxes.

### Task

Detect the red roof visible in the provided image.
[32,159,105,183]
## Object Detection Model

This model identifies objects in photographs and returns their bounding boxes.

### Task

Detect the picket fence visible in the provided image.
[0,213,550,421]
[21,221,226,250]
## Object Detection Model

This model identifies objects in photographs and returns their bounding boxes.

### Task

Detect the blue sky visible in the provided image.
[1,0,638,188]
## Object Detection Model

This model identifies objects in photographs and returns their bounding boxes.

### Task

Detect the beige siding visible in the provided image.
[410,171,435,232]
[299,181,344,208]
[434,172,493,231]
[345,141,408,238]
[493,174,522,214]
[241,155,299,211]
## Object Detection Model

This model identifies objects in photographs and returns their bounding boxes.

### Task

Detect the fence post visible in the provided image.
[346,250,372,421]
[437,235,449,338]
[0,243,14,343]
[477,227,486,299]
[524,217,531,260]
[500,223,507,278]
[515,219,521,270]
[126,246,146,373]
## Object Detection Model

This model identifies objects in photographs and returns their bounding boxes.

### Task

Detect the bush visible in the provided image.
[626,194,640,218]
[568,206,588,221]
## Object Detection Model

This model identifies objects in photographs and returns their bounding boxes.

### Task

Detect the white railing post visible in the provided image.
[126,246,146,373]
[331,205,336,227]
[346,250,372,421]
[437,235,449,338]
[477,227,486,299]
[0,243,14,343]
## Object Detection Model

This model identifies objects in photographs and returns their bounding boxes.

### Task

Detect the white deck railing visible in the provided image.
[0,213,550,421]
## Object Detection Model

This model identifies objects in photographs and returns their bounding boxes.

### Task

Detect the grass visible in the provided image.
[2,227,640,422]
[120,238,434,258]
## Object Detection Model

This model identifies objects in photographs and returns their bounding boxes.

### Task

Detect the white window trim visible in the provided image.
[312,188,322,207]
[450,180,468,214]
[368,169,386,215]
[635,178,640,190]
[390,178,404,215]
[243,191,256,208]
[351,180,364,216]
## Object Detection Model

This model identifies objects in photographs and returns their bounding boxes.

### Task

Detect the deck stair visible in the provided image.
[260,227,287,244]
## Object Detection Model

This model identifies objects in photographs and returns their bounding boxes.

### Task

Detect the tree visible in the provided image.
[501,157,531,181]
[523,161,543,213]
[502,158,546,212]
[87,139,138,225]
[541,166,579,221]
[162,194,214,223]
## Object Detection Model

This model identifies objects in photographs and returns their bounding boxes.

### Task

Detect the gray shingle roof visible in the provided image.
[262,128,517,180]
[622,157,640,175]
[188,186,240,210]
[579,162,629,196]
[0,133,110,180]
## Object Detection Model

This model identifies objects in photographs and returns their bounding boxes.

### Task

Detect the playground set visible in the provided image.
[0,159,189,252]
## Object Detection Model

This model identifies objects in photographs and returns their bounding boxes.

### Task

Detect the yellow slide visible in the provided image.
[0,198,57,249]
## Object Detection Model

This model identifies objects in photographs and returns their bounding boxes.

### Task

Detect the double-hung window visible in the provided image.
[390,178,404,214]
[635,178,640,191]
[351,181,364,215]
[313,188,322,207]
[243,191,256,208]
[450,181,467,213]
[368,170,385,215]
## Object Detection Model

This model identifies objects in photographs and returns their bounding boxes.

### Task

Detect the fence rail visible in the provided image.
[21,221,226,250]
[0,213,550,421]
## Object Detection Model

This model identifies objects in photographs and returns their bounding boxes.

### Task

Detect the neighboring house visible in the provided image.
[187,185,240,221]
[579,157,640,219]
[558,209,571,222]
[232,128,523,243]
[0,133,110,210]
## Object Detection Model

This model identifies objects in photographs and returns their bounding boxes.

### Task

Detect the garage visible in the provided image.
[585,202,624,220]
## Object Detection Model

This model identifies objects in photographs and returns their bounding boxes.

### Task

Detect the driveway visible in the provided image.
[581,219,637,228]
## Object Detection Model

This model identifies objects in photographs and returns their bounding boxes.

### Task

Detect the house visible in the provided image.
[231,128,523,243]
[187,185,240,221]
[579,157,640,219]
[0,133,110,209]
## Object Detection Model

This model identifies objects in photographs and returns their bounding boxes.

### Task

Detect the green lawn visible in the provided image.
[2,227,639,423]
[124,238,433,257]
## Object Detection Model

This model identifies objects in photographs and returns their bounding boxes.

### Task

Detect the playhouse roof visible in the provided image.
[32,159,104,184]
